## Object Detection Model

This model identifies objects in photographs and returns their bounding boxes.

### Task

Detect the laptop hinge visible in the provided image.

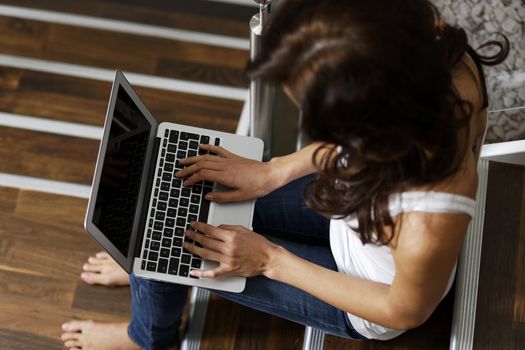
[135,136,161,259]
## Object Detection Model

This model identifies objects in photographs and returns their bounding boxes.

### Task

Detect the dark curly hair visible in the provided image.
[247,0,509,244]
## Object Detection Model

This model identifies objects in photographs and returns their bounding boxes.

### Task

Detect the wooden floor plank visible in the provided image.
[0,269,75,309]
[0,15,249,87]
[0,187,17,214]
[0,0,253,38]
[0,188,131,348]
[0,328,63,350]
[0,67,242,130]
[71,282,130,319]
[0,292,127,343]
[0,126,98,184]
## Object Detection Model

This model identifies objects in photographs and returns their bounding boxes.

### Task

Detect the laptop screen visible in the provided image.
[92,86,152,258]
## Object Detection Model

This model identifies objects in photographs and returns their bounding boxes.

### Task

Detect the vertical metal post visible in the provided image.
[180,288,211,350]
[303,326,326,350]
[250,0,274,160]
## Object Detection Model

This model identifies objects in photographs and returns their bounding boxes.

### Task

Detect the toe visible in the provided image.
[83,263,103,272]
[80,272,106,285]
[61,332,79,341]
[64,339,82,349]
[87,256,105,265]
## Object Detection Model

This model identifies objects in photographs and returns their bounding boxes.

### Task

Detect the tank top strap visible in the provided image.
[388,191,477,218]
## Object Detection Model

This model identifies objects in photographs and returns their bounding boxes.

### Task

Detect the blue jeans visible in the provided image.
[128,175,365,349]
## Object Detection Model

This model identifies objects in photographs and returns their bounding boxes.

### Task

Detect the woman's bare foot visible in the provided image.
[81,252,130,286]
[61,321,140,350]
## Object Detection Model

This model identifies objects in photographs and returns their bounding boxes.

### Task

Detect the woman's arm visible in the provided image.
[184,209,470,330]
[266,211,471,329]
[177,141,333,202]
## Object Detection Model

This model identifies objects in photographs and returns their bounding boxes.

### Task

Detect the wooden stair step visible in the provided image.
[0,67,242,129]
[0,15,249,87]
[0,126,98,184]
[0,0,253,38]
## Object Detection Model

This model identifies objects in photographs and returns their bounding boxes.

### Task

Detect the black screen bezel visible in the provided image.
[84,70,158,273]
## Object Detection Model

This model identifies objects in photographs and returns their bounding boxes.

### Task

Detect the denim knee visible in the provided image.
[128,274,188,349]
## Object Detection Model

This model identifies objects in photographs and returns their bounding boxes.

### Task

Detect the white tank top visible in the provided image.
[329,191,477,340]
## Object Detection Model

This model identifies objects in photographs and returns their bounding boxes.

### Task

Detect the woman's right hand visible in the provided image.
[175,144,283,202]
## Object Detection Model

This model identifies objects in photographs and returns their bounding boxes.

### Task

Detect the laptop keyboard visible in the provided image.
[140,129,221,278]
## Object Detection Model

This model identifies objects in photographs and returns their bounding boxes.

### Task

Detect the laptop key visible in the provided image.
[176,217,186,226]
[146,261,157,272]
[181,132,199,141]
[160,248,170,258]
[179,264,190,277]
[189,141,199,150]
[168,258,179,275]
[157,201,167,211]
[191,259,201,268]
[166,153,175,163]
[198,198,210,223]
[181,188,191,197]
[171,247,181,257]
[189,205,199,214]
[200,135,210,144]
[169,198,178,208]
[175,227,185,236]
[159,191,169,201]
[167,144,177,153]
[149,251,158,261]
[150,241,160,251]
[152,231,162,241]
[165,218,175,227]
[141,260,146,270]
[154,221,163,230]
[155,212,165,221]
[181,254,191,264]
[173,237,183,247]
[164,228,173,238]
[191,195,200,204]
[178,207,188,217]
[164,163,173,172]
[142,249,148,259]
[157,258,168,273]
[170,189,180,198]
[162,238,171,247]
[169,130,179,143]
[160,182,170,191]
[179,141,188,150]
[188,150,197,157]
[180,198,189,207]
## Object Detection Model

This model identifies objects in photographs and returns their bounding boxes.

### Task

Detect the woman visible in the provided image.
[61,0,509,348]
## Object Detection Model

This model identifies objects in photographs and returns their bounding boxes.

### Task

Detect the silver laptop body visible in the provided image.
[85,71,263,293]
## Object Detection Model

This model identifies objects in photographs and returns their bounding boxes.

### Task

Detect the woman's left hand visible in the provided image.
[183,221,277,278]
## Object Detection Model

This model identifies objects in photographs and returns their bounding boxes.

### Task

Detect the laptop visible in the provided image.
[84,70,263,293]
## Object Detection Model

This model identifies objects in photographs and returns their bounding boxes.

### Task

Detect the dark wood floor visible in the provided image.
[0,1,523,349]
